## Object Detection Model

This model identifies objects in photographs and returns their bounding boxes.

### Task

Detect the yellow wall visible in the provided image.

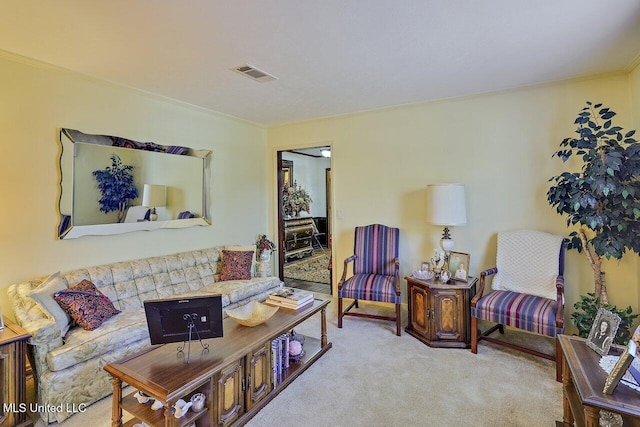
[268,73,639,333]
[0,52,269,319]
[631,62,640,314]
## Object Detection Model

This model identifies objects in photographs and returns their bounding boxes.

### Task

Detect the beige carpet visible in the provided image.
[284,249,331,284]
[38,295,563,427]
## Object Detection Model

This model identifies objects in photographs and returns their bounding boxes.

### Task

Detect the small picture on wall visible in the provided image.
[449,251,470,282]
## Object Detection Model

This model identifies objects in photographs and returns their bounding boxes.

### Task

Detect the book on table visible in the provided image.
[268,287,314,305]
[266,297,314,311]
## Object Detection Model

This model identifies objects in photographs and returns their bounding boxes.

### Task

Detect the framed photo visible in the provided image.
[603,325,640,394]
[448,251,470,282]
[587,308,621,356]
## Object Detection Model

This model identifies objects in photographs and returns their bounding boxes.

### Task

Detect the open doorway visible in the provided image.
[277,147,332,295]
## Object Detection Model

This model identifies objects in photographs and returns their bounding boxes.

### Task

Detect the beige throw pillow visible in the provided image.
[29,272,71,337]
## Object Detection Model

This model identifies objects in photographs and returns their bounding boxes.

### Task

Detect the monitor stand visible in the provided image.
[177,313,210,363]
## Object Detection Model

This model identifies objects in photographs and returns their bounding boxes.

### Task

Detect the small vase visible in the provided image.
[260,250,271,262]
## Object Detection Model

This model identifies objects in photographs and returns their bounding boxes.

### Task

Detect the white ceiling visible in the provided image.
[2,1,640,126]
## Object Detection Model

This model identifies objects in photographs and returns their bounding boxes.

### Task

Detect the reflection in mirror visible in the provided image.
[58,129,212,239]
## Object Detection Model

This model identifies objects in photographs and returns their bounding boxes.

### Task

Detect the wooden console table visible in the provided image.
[558,334,640,426]
[405,276,477,348]
[105,298,331,427]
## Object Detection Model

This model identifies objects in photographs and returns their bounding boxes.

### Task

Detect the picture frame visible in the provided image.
[587,308,621,356]
[0,305,3,330]
[603,325,640,395]
[448,251,470,282]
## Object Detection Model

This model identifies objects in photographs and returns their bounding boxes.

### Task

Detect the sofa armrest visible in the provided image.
[7,282,64,347]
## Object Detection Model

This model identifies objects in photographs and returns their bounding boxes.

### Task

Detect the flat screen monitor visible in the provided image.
[144,294,223,345]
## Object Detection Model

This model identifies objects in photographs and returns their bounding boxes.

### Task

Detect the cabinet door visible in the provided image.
[245,343,271,411]
[432,289,464,342]
[215,359,244,426]
[409,283,430,338]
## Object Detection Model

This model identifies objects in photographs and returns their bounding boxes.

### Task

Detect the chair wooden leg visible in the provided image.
[338,296,343,328]
[471,316,478,354]
[395,303,401,336]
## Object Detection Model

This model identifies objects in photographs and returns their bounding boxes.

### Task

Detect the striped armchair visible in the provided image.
[338,224,401,336]
[470,229,566,381]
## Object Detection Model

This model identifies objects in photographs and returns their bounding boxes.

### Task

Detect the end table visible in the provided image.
[405,276,477,348]
[0,316,33,427]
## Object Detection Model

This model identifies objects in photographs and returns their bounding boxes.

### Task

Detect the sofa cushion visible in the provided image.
[199,276,282,304]
[220,250,254,280]
[29,272,71,337]
[46,309,148,372]
[54,280,121,331]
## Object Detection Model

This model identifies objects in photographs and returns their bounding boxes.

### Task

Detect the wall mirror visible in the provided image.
[58,128,212,239]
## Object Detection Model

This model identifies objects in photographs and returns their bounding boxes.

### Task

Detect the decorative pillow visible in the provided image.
[224,245,256,277]
[29,272,71,337]
[54,280,120,331]
[220,250,254,281]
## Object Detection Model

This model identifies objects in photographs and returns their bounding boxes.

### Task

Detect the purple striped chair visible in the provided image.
[470,230,566,381]
[338,224,401,336]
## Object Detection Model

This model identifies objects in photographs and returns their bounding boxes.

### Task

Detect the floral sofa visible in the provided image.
[7,246,282,424]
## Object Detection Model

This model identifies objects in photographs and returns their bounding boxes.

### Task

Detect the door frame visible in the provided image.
[276,147,333,293]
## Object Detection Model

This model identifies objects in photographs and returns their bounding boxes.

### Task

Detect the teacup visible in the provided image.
[190,393,206,412]
[151,399,164,410]
[134,391,150,404]
[173,399,193,418]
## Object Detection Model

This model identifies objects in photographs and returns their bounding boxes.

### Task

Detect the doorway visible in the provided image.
[277,147,332,295]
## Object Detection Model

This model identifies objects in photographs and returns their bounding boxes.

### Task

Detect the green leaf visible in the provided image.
[574,202,581,211]
[634,208,640,218]
[606,167,614,176]
[622,190,629,199]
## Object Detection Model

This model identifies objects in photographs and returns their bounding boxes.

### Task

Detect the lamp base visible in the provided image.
[150,207,158,221]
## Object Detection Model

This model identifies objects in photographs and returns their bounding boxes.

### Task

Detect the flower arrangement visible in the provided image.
[283,180,312,217]
[256,234,276,253]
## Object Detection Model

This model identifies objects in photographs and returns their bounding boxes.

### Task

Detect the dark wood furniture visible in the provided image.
[405,276,477,348]
[558,334,640,427]
[0,317,33,427]
[284,217,314,260]
[105,298,331,427]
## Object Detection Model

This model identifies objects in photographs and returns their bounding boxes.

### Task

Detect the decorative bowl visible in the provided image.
[226,301,279,327]
[412,270,434,280]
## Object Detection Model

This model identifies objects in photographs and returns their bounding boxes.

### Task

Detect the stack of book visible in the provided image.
[266,287,314,310]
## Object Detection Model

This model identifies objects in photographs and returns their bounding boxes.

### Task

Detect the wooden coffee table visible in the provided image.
[104,298,331,427]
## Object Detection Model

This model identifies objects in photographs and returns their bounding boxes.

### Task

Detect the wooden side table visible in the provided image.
[0,317,33,427]
[405,276,477,348]
[558,334,640,426]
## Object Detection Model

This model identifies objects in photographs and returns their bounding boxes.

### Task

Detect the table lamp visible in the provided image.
[427,183,467,255]
[142,184,166,221]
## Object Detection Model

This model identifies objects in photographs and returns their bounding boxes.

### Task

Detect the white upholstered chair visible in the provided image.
[124,206,151,223]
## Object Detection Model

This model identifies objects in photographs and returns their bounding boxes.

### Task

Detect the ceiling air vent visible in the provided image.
[231,64,278,83]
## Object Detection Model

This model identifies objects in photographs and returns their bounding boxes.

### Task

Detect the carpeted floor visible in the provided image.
[39,295,565,427]
[284,249,331,284]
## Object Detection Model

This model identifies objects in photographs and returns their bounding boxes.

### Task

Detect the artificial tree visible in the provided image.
[93,154,138,223]
[547,101,640,344]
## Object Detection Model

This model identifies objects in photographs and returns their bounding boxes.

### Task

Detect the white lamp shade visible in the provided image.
[427,183,467,226]
[142,184,166,208]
